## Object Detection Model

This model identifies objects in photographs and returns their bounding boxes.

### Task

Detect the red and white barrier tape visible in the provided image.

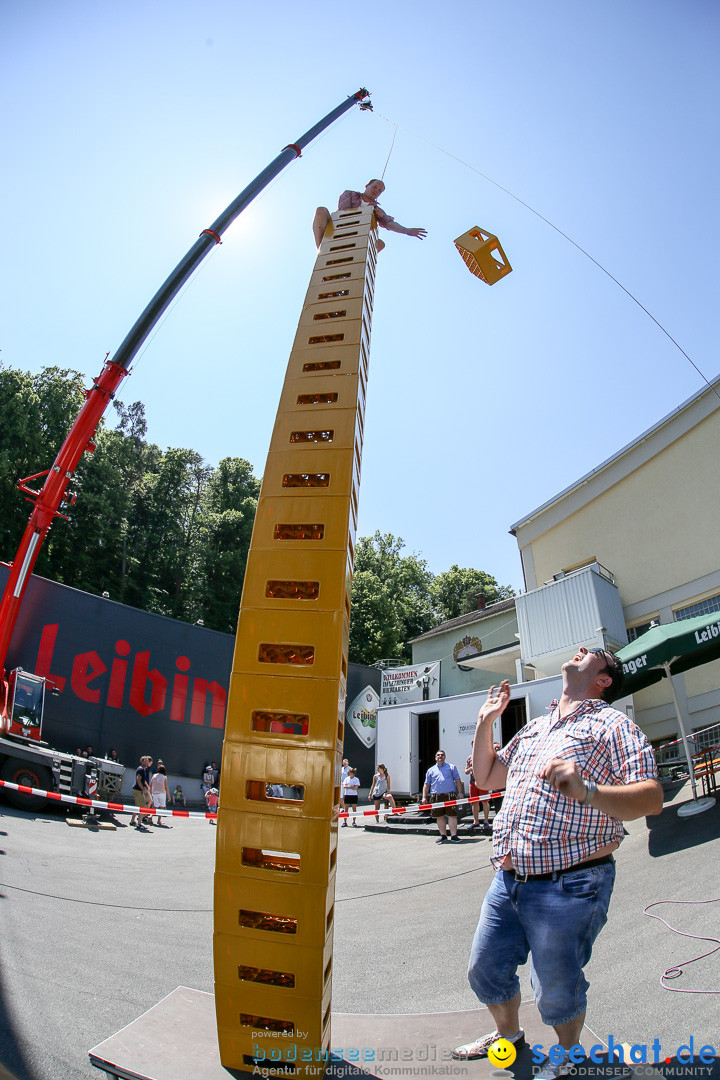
[0,778,502,825]
[0,779,217,820]
[340,790,503,822]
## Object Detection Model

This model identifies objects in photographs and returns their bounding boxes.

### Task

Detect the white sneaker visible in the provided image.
[533,1051,573,1079]
[452,1028,525,1061]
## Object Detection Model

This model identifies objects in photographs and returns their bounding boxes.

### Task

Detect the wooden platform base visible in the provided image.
[87,986,675,1080]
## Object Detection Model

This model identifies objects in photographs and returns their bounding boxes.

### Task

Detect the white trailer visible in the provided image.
[376,674,564,797]
[376,675,638,797]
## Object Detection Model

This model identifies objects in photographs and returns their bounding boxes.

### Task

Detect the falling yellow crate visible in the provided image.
[454,225,512,284]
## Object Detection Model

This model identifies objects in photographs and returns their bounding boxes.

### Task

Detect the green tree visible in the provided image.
[347,569,404,666]
[46,401,155,599]
[431,565,515,622]
[349,533,435,664]
[0,365,43,562]
[123,447,210,618]
[0,362,262,631]
[0,364,88,582]
[193,457,261,632]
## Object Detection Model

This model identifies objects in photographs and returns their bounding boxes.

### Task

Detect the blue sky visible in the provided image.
[3,0,719,593]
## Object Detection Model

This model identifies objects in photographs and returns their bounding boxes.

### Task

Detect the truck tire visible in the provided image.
[0,758,52,810]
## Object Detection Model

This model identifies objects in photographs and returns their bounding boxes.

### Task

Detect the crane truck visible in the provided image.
[0,665,124,811]
[0,89,370,811]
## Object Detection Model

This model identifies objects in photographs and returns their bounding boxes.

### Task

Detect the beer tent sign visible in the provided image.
[380,662,440,707]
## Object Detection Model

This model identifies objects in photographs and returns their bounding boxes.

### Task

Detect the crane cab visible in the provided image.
[454,226,512,285]
[6,668,46,741]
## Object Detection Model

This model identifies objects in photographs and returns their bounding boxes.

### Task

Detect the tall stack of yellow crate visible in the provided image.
[214,200,378,1076]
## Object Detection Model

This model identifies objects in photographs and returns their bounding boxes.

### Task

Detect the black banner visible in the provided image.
[0,567,380,779]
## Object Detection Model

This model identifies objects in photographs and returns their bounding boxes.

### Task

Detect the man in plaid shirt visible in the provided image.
[312,180,427,252]
[453,646,662,1076]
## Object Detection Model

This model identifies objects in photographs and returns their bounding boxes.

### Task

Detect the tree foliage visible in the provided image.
[1,364,513,654]
[0,363,260,633]
[349,533,436,665]
[431,564,515,622]
[348,534,513,666]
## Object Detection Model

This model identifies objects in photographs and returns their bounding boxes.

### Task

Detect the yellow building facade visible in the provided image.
[510,379,720,744]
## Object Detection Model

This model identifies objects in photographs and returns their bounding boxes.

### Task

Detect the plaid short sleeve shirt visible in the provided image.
[491,699,658,875]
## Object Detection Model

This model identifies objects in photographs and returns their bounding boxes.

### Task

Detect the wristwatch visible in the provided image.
[582,778,597,805]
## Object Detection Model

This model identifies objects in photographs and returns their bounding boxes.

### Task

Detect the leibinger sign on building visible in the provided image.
[380,662,440,706]
[346,686,380,749]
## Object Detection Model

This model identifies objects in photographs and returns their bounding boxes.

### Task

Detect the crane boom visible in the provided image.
[0,88,370,712]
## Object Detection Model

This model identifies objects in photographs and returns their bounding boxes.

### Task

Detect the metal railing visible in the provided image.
[653,720,720,767]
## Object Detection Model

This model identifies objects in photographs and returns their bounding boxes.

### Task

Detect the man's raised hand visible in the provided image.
[478,680,511,726]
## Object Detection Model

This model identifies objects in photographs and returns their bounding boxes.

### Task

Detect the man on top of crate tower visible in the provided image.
[313,180,427,252]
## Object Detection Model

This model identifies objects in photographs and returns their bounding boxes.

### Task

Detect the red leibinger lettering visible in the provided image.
[34,623,226,728]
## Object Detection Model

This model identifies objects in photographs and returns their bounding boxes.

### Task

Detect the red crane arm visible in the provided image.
[0,87,370,703]
[0,359,128,679]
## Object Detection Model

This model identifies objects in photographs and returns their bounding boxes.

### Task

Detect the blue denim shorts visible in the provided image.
[467,861,615,1026]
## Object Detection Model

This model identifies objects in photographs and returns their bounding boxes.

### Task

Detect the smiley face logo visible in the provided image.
[487,1038,518,1069]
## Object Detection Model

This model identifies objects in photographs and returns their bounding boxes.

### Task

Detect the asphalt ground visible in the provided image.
[0,779,718,1080]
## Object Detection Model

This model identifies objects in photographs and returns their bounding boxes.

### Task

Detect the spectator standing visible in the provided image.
[205,786,219,824]
[341,768,360,827]
[143,756,155,816]
[452,649,662,1071]
[465,740,491,834]
[130,756,151,828]
[422,750,463,844]
[202,761,216,797]
[340,758,350,814]
[150,764,170,826]
[369,764,397,817]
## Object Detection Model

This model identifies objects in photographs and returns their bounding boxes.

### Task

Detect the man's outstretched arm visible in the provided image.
[472,681,510,790]
[382,220,427,239]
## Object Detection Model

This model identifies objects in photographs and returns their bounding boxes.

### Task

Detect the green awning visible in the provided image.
[617,612,720,695]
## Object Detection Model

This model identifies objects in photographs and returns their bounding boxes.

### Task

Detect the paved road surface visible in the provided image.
[0,781,718,1080]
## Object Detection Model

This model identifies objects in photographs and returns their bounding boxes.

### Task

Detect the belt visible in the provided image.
[505,853,614,883]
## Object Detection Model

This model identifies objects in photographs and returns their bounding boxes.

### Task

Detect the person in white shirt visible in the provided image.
[341,768,361,828]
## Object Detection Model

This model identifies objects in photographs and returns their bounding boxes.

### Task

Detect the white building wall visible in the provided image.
[516,566,628,668]
[376,675,563,796]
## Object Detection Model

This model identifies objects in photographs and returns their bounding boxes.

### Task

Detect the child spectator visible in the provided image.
[202,762,216,796]
[150,764,170,826]
[205,786,219,824]
[341,768,360,827]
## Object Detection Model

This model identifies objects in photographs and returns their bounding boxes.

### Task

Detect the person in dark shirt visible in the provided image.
[130,756,151,828]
